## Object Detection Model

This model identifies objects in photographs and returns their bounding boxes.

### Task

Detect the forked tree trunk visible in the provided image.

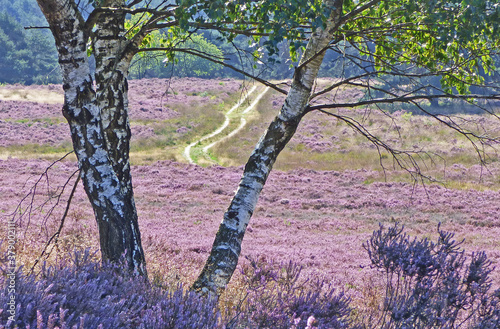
[193,0,344,295]
[36,0,147,275]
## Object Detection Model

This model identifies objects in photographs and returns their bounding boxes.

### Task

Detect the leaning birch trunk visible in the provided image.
[36,0,147,276]
[192,0,344,295]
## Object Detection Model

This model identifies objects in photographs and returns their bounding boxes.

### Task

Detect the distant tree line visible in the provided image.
[0,0,341,85]
[127,30,366,81]
[2,0,499,100]
[0,0,60,85]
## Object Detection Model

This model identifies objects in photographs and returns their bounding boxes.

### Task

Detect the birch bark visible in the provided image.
[36,0,147,275]
[192,0,344,295]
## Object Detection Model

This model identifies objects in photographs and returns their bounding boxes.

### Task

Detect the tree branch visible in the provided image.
[340,0,384,25]
[308,94,500,111]
[317,109,442,184]
[24,26,51,30]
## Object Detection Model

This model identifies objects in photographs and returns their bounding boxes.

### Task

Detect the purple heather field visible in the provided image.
[1,78,500,303]
[0,77,242,147]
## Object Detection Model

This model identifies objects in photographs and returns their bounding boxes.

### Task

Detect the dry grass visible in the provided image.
[212,88,277,166]
[210,86,500,189]
[0,88,63,104]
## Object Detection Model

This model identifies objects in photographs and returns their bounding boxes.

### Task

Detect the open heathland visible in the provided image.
[1,78,500,326]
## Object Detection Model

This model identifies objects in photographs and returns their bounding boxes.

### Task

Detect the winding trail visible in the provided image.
[184,86,269,164]
[203,86,270,154]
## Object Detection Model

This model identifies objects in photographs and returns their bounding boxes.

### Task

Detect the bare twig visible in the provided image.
[24,26,51,30]
[8,152,81,261]
[316,109,451,185]
[308,94,500,112]
[29,173,81,275]
[9,151,75,230]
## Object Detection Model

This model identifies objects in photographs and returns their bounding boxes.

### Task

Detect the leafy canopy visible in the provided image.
[341,0,500,93]
[119,0,500,94]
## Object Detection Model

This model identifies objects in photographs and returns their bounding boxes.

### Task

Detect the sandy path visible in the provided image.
[184,86,269,164]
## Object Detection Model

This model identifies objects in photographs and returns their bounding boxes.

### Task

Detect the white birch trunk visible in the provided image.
[36,0,147,276]
[193,0,344,295]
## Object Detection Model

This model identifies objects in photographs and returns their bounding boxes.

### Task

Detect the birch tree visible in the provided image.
[36,0,146,275]
[192,0,345,294]
[192,0,500,295]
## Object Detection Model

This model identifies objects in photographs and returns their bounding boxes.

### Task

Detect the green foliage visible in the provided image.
[126,14,224,78]
[130,30,223,79]
[342,0,499,94]
[3,0,498,87]
[167,34,223,78]
[0,0,48,26]
[401,111,413,121]
[0,12,60,84]
[174,0,329,58]
[165,0,499,91]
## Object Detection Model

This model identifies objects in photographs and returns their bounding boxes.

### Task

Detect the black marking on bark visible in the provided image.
[226,210,238,221]
[239,183,256,190]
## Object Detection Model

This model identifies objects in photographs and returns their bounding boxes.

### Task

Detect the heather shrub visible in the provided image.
[229,257,358,329]
[3,225,500,329]
[0,249,219,329]
[0,248,357,329]
[364,224,500,328]
[138,288,220,329]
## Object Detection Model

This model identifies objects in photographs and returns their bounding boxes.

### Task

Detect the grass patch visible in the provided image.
[0,143,73,157]
[5,117,64,125]
[130,149,179,164]
[205,85,500,189]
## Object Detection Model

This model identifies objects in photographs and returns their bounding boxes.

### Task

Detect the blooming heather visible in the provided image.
[2,157,500,294]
